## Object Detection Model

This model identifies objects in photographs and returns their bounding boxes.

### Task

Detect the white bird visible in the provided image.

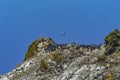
[62,31,66,35]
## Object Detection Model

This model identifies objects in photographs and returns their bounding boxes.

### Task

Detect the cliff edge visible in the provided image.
[1,29,120,80]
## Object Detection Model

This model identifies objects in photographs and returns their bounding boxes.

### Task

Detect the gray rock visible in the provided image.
[1,35,120,80]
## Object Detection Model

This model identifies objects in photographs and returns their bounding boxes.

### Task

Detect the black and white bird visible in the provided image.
[62,31,66,35]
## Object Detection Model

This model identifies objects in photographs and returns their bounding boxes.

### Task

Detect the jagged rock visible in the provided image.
[0,76,9,80]
[1,30,120,80]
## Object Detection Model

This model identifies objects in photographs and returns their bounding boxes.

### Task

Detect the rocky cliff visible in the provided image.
[1,29,120,80]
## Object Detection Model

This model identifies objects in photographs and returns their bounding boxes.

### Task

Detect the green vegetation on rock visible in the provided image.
[51,51,65,64]
[24,37,55,61]
[103,73,116,80]
[39,59,48,71]
[98,54,106,62]
[24,40,39,61]
[104,29,120,55]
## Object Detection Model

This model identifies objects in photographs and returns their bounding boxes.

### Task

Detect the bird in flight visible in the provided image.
[62,31,66,35]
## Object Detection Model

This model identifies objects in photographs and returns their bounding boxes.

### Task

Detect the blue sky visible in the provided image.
[0,0,120,74]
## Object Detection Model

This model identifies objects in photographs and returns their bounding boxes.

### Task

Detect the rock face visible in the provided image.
[1,29,120,80]
[104,29,120,55]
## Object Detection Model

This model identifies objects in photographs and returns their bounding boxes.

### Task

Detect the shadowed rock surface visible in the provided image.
[1,29,120,80]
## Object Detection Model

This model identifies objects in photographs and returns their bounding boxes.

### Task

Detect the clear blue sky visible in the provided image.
[0,0,120,74]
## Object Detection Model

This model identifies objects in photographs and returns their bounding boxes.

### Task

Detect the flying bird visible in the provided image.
[62,31,66,35]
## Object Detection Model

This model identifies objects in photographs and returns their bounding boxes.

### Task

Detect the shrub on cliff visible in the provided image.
[24,40,38,61]
[39,59,48,71]
[24,37,55,61]
[104,29,120,55]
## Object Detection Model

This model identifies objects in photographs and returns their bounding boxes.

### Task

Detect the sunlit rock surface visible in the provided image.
[1,29,120,80]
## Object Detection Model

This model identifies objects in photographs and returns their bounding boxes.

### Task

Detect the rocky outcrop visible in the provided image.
[104,29,120,55]
[1,29,120,80]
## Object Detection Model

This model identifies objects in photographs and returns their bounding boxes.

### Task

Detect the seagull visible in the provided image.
[62,31,66,35]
